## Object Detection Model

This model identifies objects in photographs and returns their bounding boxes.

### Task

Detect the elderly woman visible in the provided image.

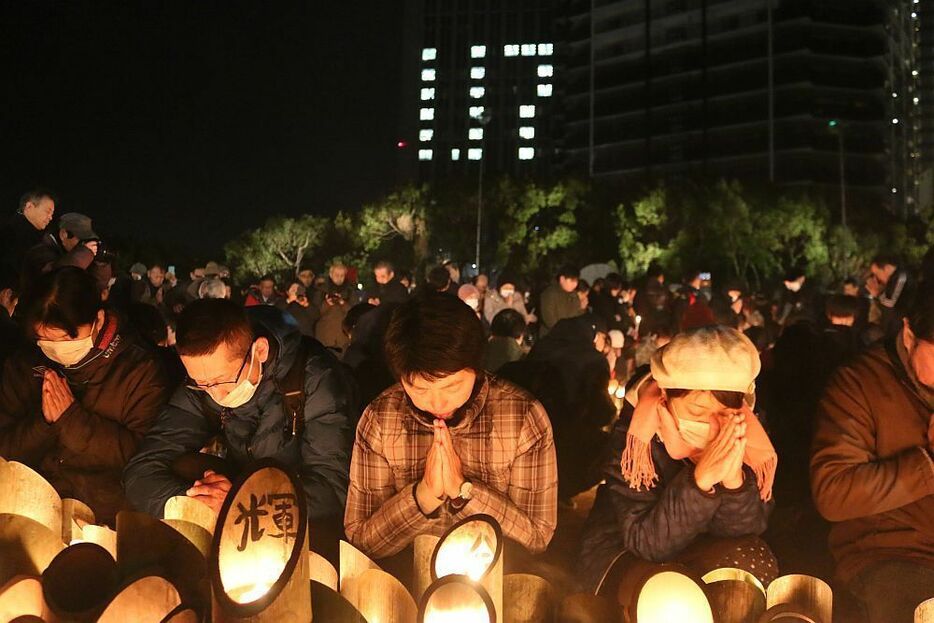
[577,325,777,593]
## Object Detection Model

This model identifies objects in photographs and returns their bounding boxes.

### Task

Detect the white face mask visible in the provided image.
[465,298,480,311]
[500,288,515,299]
[784,280,803,293]
[212,346,262,409]
[677,418,712,450]
[38,335,95,367]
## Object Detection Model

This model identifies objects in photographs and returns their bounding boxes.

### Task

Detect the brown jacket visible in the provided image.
[0,314,169,525]
[811,340,934,583]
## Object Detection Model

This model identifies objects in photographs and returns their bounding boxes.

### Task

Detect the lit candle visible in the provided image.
[230,580,273,604]
[419,577,494,623]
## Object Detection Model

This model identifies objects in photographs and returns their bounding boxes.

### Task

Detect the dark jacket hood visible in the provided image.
[247,305,302,381]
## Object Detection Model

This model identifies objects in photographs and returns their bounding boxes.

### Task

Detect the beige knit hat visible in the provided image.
[650,325,761,395]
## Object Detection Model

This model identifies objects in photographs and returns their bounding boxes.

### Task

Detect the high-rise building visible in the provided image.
[561,0,923,220]
[401,0,559,179]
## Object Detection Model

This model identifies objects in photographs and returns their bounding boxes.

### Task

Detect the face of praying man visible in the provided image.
[401,368,477,421]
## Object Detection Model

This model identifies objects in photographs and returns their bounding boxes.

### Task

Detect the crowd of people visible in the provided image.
[0,188,933,621]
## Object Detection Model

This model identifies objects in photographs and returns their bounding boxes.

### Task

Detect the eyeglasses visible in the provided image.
[186,346,252,392]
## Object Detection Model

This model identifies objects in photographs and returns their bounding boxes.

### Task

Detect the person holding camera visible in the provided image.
[21,213,102,291]
[313,263,357,353]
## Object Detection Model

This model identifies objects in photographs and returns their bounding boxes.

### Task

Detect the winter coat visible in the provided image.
[0,313,170,524]
[21,234,97,291]
[123,306,357,522]
[538,284,582,336]
[483,291,533,325]
[811,340,934,583]
[315,299,350,352]
[483,336,525,373]
[366,279,409,306]
[577,397,773,592]
[0,213,47,288]
[286,301,320,338]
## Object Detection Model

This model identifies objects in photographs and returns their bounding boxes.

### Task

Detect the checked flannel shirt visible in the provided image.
[344,374,558,558]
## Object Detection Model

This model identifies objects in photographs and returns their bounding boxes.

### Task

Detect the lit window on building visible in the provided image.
[519,126,535,139]
[470,86,485,99]
[419,129,433,142]
[470,66,486,80]
[420,107,435,121]
[419,149,433,161]
[537,84,553,97]
[538,43,554,56]
[518,147,535,160]
[469,106,485,118]
[519,104,536,118]
[422,48,437,61]
[469,128,483,140]
[521,44,537,56]
[451,148,461,160]
[468,148,483,160]
[537,64,554,78]
[504,44,520,57]
[420,87,435,101]
[471,45,487,58]
[421,68,436,81]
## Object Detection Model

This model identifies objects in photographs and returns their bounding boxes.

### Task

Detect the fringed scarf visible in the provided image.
[620,378,777,501]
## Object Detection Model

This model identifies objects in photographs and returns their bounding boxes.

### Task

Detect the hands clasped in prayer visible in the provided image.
[693,412,746,493]
[187,469,232,514]
[42,370,74,424]
[416,419,465,514]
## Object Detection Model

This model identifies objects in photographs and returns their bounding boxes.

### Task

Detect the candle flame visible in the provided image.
[231,580,273,604]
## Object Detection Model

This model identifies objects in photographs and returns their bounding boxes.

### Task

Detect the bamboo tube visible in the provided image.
[61,499,95,544]
[0,461,63,540]
[308,550,338,592]
[116,511,209,615]
[0,514,64,588]
[766,574,832,623]
[163,605,201,623]
[210,461,310,623]
[413,534,440,603]
[41,542,120,621]
[341,568,417,623]
[916,597,934,623]
[339,539,380,590]
[0,576,47,622]
[704,579,766,623]
[310,580,368,623]
[430,515,504,621]
[97,574,182,623]
[504,573,554,623]
[79,524,117,559]
[164,496,217,536]
[418,575,495,623]
[702,567,766,596]
[9,616,45,623]
[163,519,213,558]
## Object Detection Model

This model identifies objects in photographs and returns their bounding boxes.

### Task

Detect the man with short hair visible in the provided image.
[0,190,56,288]
[811,283,934,622]
[344,294,557,559]
[21,212,99,287]
[366,260,409,306]
[245,274,283,307]
[867,254,915,336]
[124,299,357,528]
[131,263,170,311]
[538,265,583,337]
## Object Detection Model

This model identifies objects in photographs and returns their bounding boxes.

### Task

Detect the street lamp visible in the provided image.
[472,110,492,272]
[827,119,847,228]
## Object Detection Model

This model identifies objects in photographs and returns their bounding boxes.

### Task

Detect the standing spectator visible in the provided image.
[297,264,315,290]
[811,283,934,622]
[483,273,536,325]
[129,263,147,282]
[774,268,821,326]
[366,260,409,306]
[0,268,169,525]
[634,263,670,334]
[591,273,628,331]
[576,279,591,312]
[284,283,319,337]
[21,213,99,288]
[344,294,557,560]
[245,274,284,307]
[442,260,461,286]
[197,278,229,300]
[472,274,490,318]
[426,265,455,295]
[316,287,352,353]
[131,263,171,312]
[866,253,915,337]
[539,265,583,337]
[457,284,482,319]
[0,189,56,288]
[314,263,357,306]
[483,309,527,372]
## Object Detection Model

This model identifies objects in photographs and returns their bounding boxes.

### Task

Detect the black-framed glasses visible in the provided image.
[186,346,252,392]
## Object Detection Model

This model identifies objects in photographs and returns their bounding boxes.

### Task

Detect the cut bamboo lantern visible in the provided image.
[0,514,63,588]
[308,550,338,592]
[96,574,182,623]
[78,524,117,559]
[61,499,95,544]
[0,461,63,540]
[0,576,47,622]
[164,605,201,622]
[763,574,832,623]
[916,597,934,623]
[311,580,367,623]
[341,567,418,623]
[504,573,554,623]
[413,534,441,603]
[618,564,714,623]
[417,575,496,623]
[163,519,213,558]
[116,511,209,615]
[339,539,380,589]
[704,579,766,623]
[430,514,504,621]
[164,495,217,535]
[210,459,310,622]
[41,542,119,620]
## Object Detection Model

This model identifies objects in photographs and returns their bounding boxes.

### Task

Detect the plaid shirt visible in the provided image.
[344,374,558,558]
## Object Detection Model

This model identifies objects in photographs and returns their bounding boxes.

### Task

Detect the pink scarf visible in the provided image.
[620,379,777,501]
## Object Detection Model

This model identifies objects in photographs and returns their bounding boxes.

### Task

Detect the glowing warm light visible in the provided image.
[224,556,283,604]
[434,529,496,581]
[636,571,714,623]
[608,379,620,396]
[421,579,494,623]
[231,580,274,604]
[424,601,491,623]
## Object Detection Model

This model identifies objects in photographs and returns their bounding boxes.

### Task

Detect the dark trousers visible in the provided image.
[849,559,934,623]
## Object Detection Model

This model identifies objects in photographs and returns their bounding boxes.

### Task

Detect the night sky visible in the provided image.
[2,2,404,259]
